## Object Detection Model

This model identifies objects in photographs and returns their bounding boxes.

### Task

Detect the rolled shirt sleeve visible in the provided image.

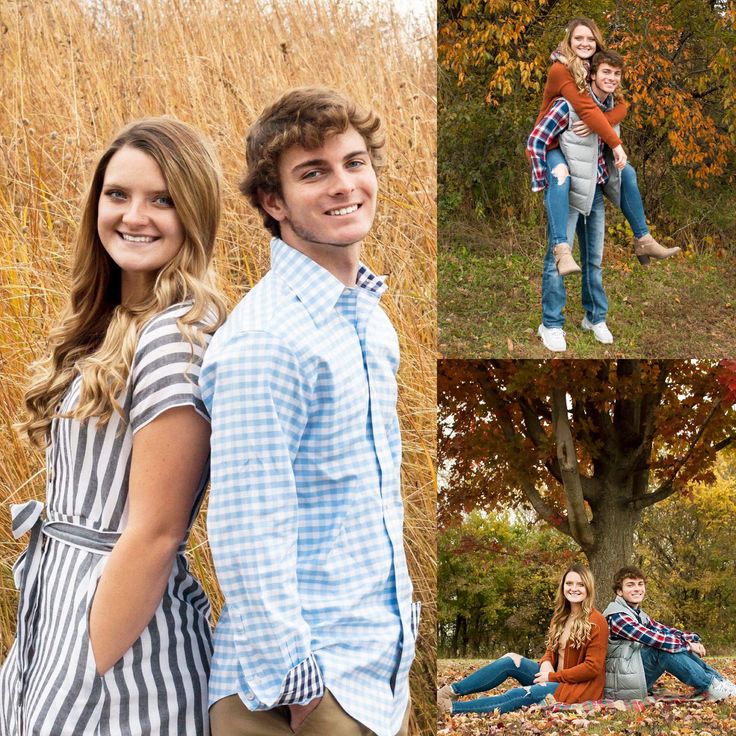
[201,329,324,707]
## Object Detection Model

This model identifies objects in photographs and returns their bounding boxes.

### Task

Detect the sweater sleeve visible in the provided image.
[605,99,628,126]
[539,649,557,668]
[548,64,623,149]
[548,612,608,685]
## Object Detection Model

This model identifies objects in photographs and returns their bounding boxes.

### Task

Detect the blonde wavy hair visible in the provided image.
[560,17,607,93]
[19,117,227,446]
[545,564,597,651]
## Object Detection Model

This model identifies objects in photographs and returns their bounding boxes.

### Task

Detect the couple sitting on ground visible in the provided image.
[438,565,736,715]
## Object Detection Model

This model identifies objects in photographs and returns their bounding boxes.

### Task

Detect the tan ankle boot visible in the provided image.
[437,684,457,713]
[553,243,581,276]
[634,235,681,266]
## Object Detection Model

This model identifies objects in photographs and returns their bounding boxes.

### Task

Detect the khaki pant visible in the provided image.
[210,689,411,736]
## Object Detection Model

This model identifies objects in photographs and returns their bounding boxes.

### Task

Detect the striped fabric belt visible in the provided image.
[9,500,186,726]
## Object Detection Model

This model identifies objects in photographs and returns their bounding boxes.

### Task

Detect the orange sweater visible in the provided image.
[533,62,628,150]
[539,608,608,704]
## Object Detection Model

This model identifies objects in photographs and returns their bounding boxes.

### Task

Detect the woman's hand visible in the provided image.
[571,120,592,137]
[612,144,627,170]
[533,661,554,684]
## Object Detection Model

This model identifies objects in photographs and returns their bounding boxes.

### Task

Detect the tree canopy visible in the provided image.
[438,360,736,592]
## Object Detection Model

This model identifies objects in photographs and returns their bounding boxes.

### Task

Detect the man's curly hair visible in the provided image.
[239,87,385,237]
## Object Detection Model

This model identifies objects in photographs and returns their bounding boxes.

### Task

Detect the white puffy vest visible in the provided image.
[558,97,621,216]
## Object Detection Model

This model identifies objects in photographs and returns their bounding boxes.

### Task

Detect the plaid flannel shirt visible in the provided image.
[607,605,701,654]
[527,96,609,192]
[200,238,416,736]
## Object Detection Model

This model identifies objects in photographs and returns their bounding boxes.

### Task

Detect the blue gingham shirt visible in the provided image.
[200,238,416,736]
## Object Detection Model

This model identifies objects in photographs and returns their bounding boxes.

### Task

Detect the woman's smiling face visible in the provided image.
[570,24,597,60]
[563,570,588,605]
[97,146,185,303]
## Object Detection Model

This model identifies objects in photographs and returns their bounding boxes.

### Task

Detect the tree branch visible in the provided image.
[630,396,722,510]
[518,475,572,539]
[551,388,594,548]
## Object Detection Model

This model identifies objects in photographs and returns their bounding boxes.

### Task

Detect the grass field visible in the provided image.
[0,0,436,732]
[439,217,736,359]
[438,658,736,735]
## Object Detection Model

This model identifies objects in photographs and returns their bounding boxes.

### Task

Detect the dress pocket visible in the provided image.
[83,555,109,677]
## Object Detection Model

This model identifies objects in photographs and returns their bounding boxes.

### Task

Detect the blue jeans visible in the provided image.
[618,163,648,239]
[542,185,607,328]
[451,655,559,714]
[642,649,722,692]
[544,148,571,247]
[545,150,649,241]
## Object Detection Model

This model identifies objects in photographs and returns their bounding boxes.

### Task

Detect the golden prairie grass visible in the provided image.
[0,0,436,731]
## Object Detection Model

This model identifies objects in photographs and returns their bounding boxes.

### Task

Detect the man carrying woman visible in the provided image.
[528,18,680,352]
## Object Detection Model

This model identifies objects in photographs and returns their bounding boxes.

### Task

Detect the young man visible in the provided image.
[603,566,736,701]
[530,51,678,352]
[199,88,417,736]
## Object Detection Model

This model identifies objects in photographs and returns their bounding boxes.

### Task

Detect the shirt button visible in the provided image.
[245,692,255,701]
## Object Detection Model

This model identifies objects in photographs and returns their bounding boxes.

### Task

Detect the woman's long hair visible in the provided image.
[18,117,227,446]
[545,564,597,651]
[559,17,607,93]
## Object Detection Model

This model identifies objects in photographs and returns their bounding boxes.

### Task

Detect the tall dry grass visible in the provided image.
[0,0,436,732]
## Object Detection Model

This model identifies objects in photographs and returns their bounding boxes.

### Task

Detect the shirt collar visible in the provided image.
[270,237,387,325]
[616,595,642,616]
[590,86,614,110]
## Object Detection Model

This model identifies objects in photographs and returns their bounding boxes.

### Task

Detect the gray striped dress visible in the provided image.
[0,303,213,735]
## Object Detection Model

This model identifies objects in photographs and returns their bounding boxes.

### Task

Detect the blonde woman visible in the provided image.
[438,564,608,714]
[0,118,226,735]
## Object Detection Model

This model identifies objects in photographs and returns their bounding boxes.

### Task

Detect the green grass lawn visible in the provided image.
[438,657,736,735]
[439,219,736,359]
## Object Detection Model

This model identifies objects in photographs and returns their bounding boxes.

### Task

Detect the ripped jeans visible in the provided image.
[451,655,559,714]
[544,148,649,244]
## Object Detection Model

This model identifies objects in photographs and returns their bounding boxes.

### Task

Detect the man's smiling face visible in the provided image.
[591,62,622,99]
[618,577,646,607]
[260,126,378,252]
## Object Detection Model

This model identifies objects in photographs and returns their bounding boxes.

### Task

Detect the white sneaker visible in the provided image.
[706,677,733,701]
[538,324,567,352]
[717,678,736,698]
[581,316,613,344]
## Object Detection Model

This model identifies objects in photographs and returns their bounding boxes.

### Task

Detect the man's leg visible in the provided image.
[578,186,608,327]
[210,691,376,736]
[680,651,727,683]
[641,648,713,692]
[210,695,293,736]
[541,216,569,328]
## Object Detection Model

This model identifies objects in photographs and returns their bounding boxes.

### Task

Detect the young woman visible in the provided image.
[437,565,607,714]
[0,118,227,735]
[529,17,679,274]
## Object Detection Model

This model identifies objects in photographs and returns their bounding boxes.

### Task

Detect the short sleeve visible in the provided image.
[129,305,211,433]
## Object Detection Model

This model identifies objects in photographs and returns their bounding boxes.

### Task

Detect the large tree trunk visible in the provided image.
[585,475,642,608]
